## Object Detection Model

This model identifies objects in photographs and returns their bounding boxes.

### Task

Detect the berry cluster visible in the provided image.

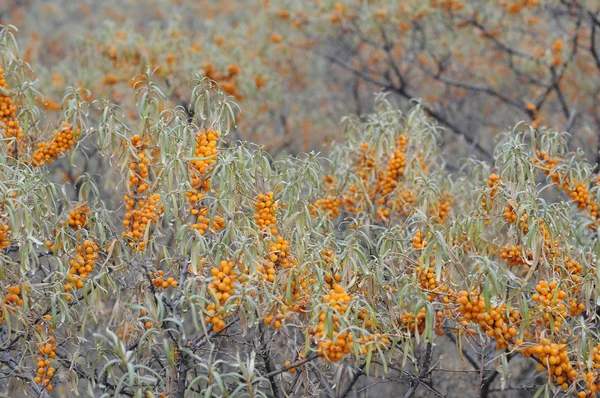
[431,193,452,223]
[264,269,313,327]
[282,360,296,374]
[266,235,294,269]
[310,196,342,219]
[399,309,427,335]
[504,200,517,223]
[209,261,237,303]
[254,192,278,235]
[564,257,583,277]
[357,310,373,329]
[33,317,57,393]
[34,338,57,392]
[64,240,99,300]
[456,291,520,350]
[0,200,10,250]
[395,187,417,216]
[67,204,90,230]
[67,240,99,280]
[254,191,302,291]
[481,173,500,212]
[415,261,450,302]
[32,122,81,167]
[532,151,560,180]
[189,206,226,236]
[487,173,501,194]
[0,285,27,324]
[0,224,7,249]
[151,270,178,289]
[341,143,379,215]
[520,339,575,391]
[581,345,600,396]
[411,229,428,250]
[186,130,225,236]
[310,284,354,362]
[530,152,598,223]
[122,135,163,251]
[551,39,563,67]
[378,134,408,196]
[531,280,584,332]
[357,333,391,355]
[500,244,531,268]
[205,261,242,332]
[264,303,286,329]
[3,285,25,307]
[0,67,24,157]
[568,181,589,211]
[267,274,313,322]
[532,152,600,229]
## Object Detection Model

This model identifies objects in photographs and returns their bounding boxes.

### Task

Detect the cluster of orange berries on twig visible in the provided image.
[253,192,283,283]
[34,341,57,392]
[0,67,25,157]
[455,291,520,350]
[254,192,278,236]
[531,280,584,332]
[551,39,564,67]
[0,200,10,250]
[481,173,501,219]
[532,151,600,230]
[254,191,300,289]
[185,129,225,236]
[411,229,428,250]
[581,345,600,396]
[563,258,583,277]
[33,317,57,392]
[310,196,342,219]
[377,134,408,197]
[399,309,428,336]
[67,204,90,230]
[500,244,531,268]
[264,303,287,330]
[431,193,452,223]
[150,270,178,289]
[0,285,27,324]
[116,323,134,340]
[357,333,391,355]
[62,240,99,300]
[501,0,541,15]
[310,284,354,362]
[520,338,575,392]
[266,235,295,270]
[263,270,314,328]
[310,133,430,223]
[253,192,313,328]
[504,200,517,223]
[31,122,81,167]
[38,96,62,111]
[122,134,163,251]
[205,260,245,333]
[415,261,451,302]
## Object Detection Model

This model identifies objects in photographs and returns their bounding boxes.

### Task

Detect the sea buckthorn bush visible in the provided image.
[1,1,600,396]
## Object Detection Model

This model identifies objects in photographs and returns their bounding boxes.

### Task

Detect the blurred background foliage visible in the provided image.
[3,0,599,161]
